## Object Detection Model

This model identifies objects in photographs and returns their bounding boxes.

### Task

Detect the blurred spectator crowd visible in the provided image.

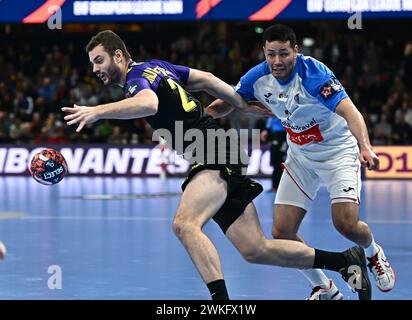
[0,22,411,145]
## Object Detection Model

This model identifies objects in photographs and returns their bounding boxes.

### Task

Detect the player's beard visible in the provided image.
[105,62,123,86]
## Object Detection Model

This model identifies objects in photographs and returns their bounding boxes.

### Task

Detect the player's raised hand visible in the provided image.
[61,104,100,132]
[359,147,380,170]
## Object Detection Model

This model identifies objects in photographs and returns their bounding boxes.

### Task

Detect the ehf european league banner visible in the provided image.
[1,0,412,23]
[0,145,276,177]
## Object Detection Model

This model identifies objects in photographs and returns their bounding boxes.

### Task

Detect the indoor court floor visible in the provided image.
[0,177,410,300]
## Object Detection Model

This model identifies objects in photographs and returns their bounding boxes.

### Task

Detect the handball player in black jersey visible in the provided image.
[62,30,372,300]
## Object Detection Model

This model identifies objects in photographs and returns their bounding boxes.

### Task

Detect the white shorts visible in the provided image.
[275,150,361,211]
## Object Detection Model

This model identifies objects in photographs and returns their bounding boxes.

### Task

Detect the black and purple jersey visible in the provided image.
[123,59,204,141]
[124,59,190,95]
[124,60,262,230]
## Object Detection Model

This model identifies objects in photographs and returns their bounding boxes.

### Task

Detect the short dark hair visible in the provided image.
[85,30,131,61]
[262,24,296,47]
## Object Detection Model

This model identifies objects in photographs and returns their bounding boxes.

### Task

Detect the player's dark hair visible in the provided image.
[86,30,131,61]
[262,24,296,47]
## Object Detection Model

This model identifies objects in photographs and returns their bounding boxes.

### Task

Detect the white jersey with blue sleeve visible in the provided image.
[236,54,358,161]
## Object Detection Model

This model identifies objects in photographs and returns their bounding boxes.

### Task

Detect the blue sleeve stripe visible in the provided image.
[236,61,269,101]
[323,90,348,112]
[299,55,348,112]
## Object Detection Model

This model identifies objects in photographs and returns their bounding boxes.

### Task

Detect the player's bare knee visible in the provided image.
[333,219,358,237]
[172,217,198,240]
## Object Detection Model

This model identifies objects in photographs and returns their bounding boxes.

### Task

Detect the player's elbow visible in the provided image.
[142,93,159,116]
[135,89,159,116]
[146,100,158,116]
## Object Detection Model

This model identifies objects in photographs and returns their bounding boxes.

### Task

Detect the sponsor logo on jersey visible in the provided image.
[320,77,343,100]
[261,92,276,104]
[129,84,138,95]
[281,118,317,131]
[283,121,324,146]
[343,187,355,192]
[262,92,275,104]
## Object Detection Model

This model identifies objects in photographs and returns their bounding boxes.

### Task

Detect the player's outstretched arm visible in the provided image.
[62,89,158,132]
[336,97,380,170]
[206,98,274,119]
[187,68,274,118]
[186,68,248,108]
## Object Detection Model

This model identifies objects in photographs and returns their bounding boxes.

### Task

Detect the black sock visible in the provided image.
[313,249,347,272]
[206,279,229,300]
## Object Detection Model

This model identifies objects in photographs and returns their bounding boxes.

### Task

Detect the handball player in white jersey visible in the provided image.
[207,24,395,300]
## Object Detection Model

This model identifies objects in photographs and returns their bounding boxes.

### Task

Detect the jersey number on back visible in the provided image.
[166,78,197,112]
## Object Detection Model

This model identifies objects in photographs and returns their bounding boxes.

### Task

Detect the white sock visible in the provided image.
[364,234,379,257]
[300,269,330,288]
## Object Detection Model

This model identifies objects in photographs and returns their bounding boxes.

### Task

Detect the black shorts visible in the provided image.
[181,163,263,233]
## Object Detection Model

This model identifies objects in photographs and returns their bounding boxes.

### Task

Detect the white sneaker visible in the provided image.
[307,279,344,300]
[367,245,396,292]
